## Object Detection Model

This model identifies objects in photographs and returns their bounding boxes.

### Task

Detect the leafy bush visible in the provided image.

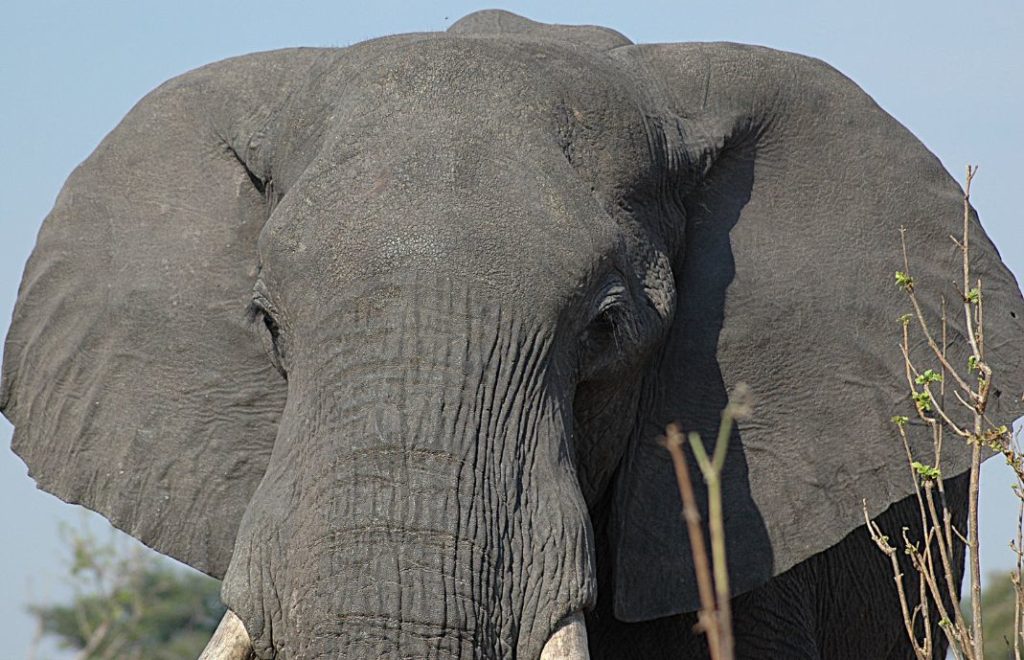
[28,521,223,659]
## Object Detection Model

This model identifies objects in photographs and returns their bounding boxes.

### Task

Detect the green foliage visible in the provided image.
[895,271,915,291]
[910,461,941,480]
[975,425,1012,453]
[28,522,223,659]
[912,390,933,412]
[966,287,981,304]
[914,369,943,385]
[891,415,910,427]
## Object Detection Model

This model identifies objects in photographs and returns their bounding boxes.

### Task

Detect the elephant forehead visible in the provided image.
[253,38,656,312]
[259,140,625,322]
[346,35,641,116]
[306,35,657,196]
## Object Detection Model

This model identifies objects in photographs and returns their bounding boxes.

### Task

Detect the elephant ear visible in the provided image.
[0,51,313,577]
[609,43,1024,621]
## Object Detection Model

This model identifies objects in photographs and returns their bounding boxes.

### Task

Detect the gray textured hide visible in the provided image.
[2,8,1022,659]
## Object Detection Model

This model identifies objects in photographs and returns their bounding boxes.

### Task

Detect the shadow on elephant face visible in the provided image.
[3,9,1022,659]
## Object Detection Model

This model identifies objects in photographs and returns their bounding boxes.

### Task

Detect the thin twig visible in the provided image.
[689,425,735,660]
[865,503,931,660]
[662,387,750,660]
[74,619,112,660]
[961,166,985,660]
[1013,426,1024,660]
[663,425,721,659]
[898,228,978,399]
[924,480,970,639]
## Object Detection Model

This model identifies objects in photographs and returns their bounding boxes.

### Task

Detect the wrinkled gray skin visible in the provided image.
[3,10,1024,660]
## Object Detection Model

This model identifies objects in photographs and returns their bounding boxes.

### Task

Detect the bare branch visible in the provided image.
[663,425,721,659]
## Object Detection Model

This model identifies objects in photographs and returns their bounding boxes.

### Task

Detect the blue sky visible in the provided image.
[1,2,1021,656]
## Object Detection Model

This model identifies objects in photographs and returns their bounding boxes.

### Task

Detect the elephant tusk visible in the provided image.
[198,610,254,660]
[539,612,590,660]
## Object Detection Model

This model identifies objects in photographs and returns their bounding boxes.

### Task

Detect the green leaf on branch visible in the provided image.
[976,425,1012,451]
[898,313,913,326]
[912,391,933,412]
[891,415,909,427]
[895,271,915,291]
[914,369,943,385]
[968,355,980,372]
[911,461,941,480]
[966,287,981,304]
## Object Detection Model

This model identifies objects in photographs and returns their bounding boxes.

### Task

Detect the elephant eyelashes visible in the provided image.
[579,283,637,379]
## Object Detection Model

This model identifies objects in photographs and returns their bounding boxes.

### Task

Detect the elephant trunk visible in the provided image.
[222,291,595,658]
[266,394,591,658]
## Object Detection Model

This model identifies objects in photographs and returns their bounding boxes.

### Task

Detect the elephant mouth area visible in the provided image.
[222,597,592,659]
[220,514,597,658]
[201,608,592,660]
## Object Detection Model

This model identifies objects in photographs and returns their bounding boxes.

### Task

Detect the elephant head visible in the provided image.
[3,10,1023,659]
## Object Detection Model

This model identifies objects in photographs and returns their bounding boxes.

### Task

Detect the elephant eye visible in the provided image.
[579,280,636,379]
[589,308,616,337]
[586,292,624,339]
[583,301,626,347]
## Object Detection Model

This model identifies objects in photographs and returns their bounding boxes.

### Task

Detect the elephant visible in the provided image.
[3,8,1023,659]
